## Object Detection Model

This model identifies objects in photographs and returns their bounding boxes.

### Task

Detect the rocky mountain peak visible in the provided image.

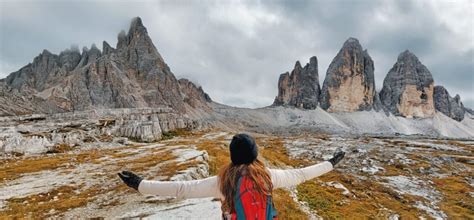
[116,16,150,50]
[294,60,302,69]
[309,56,317,66]
[273,56,320,109]
[380,50,435,118]
[320,38,378,112]
[102,41,114,55]
[433,85,465,121]
[59,46,81,71]
[342,37,362,48]
[115,16,167,72]
[1,17,210,115]
[128,17,147,36]
[41,49,53,56]
[398,50,416,60]
[117,30,128,49]
[178,78,212,109]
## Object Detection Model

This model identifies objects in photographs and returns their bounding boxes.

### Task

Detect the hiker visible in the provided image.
[118,133,345,219]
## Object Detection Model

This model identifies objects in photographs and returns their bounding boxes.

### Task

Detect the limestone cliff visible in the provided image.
[380,50,435,118]
[433,86,465,121]
[320,38,378,112]
[273,56,320,109]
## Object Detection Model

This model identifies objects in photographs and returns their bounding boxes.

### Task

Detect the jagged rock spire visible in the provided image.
[380,50,435,118]
[273,56,320,109]
[1,17,210,114]
[320,37,377,112]
[433,85,465,121]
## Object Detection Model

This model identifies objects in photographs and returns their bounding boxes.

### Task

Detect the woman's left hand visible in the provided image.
[328,150,345,167]
[118,170,143,191]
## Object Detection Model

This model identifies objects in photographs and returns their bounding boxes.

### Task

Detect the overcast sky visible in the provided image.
[0,0,473,108]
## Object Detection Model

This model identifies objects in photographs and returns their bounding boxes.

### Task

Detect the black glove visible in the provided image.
[328,150,345,167]
[118,171,143,191]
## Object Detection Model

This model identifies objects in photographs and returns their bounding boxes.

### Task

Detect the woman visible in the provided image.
[118,133,345,219]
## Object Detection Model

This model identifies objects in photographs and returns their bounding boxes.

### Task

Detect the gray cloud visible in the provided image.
[1,0,472,108]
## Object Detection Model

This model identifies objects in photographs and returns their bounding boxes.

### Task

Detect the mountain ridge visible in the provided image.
[1,17,211,116]
[1,17,472,138]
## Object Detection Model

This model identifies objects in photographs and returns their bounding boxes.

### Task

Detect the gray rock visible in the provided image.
[6,49,62,91]
[102,41,115,55]
[0,108,209,154]
[464,107,474,115]
[59,46,81,71]
[1,17,210,115]
[320,38,377,112]
[433,86,465,121]
[373,91,384,112]
[178,78,212,109]
[380,50,435,118]
[273,56,320,109]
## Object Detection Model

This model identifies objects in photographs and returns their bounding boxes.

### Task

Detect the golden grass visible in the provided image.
[272,189,308,220]
[297,172,424,219]
[433,175,474,219]
[115,150,177,172]
[195,139,230,175]
[0,155,73,183]
[158,160,203,180]
[257,137,309,167]
[0,146,134,184]
[46,143,75,153]
[0,185,100,218]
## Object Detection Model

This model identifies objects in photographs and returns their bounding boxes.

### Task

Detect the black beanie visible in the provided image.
[229,133,258,165]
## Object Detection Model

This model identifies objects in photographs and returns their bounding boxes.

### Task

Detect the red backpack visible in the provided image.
[230,176,278,220]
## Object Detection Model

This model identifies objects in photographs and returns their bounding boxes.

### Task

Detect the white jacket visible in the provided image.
[138,161,333,200]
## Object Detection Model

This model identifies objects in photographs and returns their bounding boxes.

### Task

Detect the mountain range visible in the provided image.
[1,17,472,138]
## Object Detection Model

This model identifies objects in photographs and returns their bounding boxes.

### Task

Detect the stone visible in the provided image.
[320,38,377,112]
[273,56,320,109]
[380,50,435,118]
[433,86,465,121]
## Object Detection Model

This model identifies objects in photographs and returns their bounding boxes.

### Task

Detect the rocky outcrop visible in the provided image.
[0,83,64,116]
[465,107,474,115]
[1,17,209,115]
[380,50,435,118]
[320,38,377,112]
[433,86,465,121]
[0,108,210,154]
[273,56,320,109]
[178,79,212,109]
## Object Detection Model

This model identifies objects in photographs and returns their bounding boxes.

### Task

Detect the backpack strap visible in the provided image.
[265,195,278,220]
[234,177,246,220]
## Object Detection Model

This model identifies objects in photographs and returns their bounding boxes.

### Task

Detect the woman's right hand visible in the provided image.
[328,150,345,167]
[118,170,143,191]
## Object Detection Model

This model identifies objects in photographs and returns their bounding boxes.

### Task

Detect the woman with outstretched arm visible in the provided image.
[119,133,345,219]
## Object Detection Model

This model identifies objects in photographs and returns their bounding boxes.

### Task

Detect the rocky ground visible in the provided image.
[1,130,472,219]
